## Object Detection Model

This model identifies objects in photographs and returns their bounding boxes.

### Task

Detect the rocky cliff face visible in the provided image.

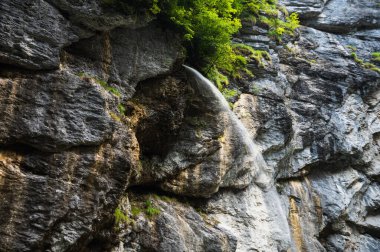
[0,0,379,251]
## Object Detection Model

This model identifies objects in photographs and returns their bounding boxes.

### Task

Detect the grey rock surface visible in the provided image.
[126,70,263,197]
[0,70,113,152]
[0,0,77,69]
[0,0,380,251]
[0,130,135,251]
[230,2,380,250]
[0,1,180,250]
[279,0,326,18]
[113,196,237,252]
[281,0,380,33]
[206,186,292,252]
[305,0,380,33]
[46,0,153,32]
[66,22,182,96]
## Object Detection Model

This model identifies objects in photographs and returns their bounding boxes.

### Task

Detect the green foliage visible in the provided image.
[371,52,380,63]
[347,45,357,52]
[109,112,122,122]
[233,43,271,68]
[306,59,317,65]
[261,12,299,42]
[351,52,364,65]
[103,0,299,90]
[109,0,297,87]
[152,194,176,203]
[234,0,300,39]
[150,0,161,14]
[77,71,86,78]
[114,207,130,225]
[96,78,121,97]
[221,88,238,100]
[145,199,161,217]
[158,0,298,85]
[131,206,142,217]
[348,50,380,74]
[76,71,121,97]
[160,0,243,77]
[207,67,230,90]
[161,195,175,202]
[118,104,126,115]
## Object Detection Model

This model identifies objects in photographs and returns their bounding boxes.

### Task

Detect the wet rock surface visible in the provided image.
[0,0,379,251]
[233,1,380,251]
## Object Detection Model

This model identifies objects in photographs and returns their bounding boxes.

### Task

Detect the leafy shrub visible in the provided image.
[160,0,298,94]
[233,43,271,68]
[158,0,298,83]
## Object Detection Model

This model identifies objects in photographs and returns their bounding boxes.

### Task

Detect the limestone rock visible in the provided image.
[46,0,153,32]
[113,196,237,252]
[306,0,380,33]
[66,22,182,95]
[0,0,77,69]
[279,0,326,18]
[0,128,135,251]
[0,0,380,251]
[0,71,113,152]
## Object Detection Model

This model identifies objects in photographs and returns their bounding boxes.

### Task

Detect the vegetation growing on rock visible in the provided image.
[101,0,299,91]
[372,52,380,63]
[347,48,380,74]
[114,207,131,225]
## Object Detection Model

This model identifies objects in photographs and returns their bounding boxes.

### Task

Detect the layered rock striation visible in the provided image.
[0,0,379,251]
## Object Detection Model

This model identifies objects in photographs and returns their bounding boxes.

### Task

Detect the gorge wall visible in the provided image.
[0,0,379,251]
